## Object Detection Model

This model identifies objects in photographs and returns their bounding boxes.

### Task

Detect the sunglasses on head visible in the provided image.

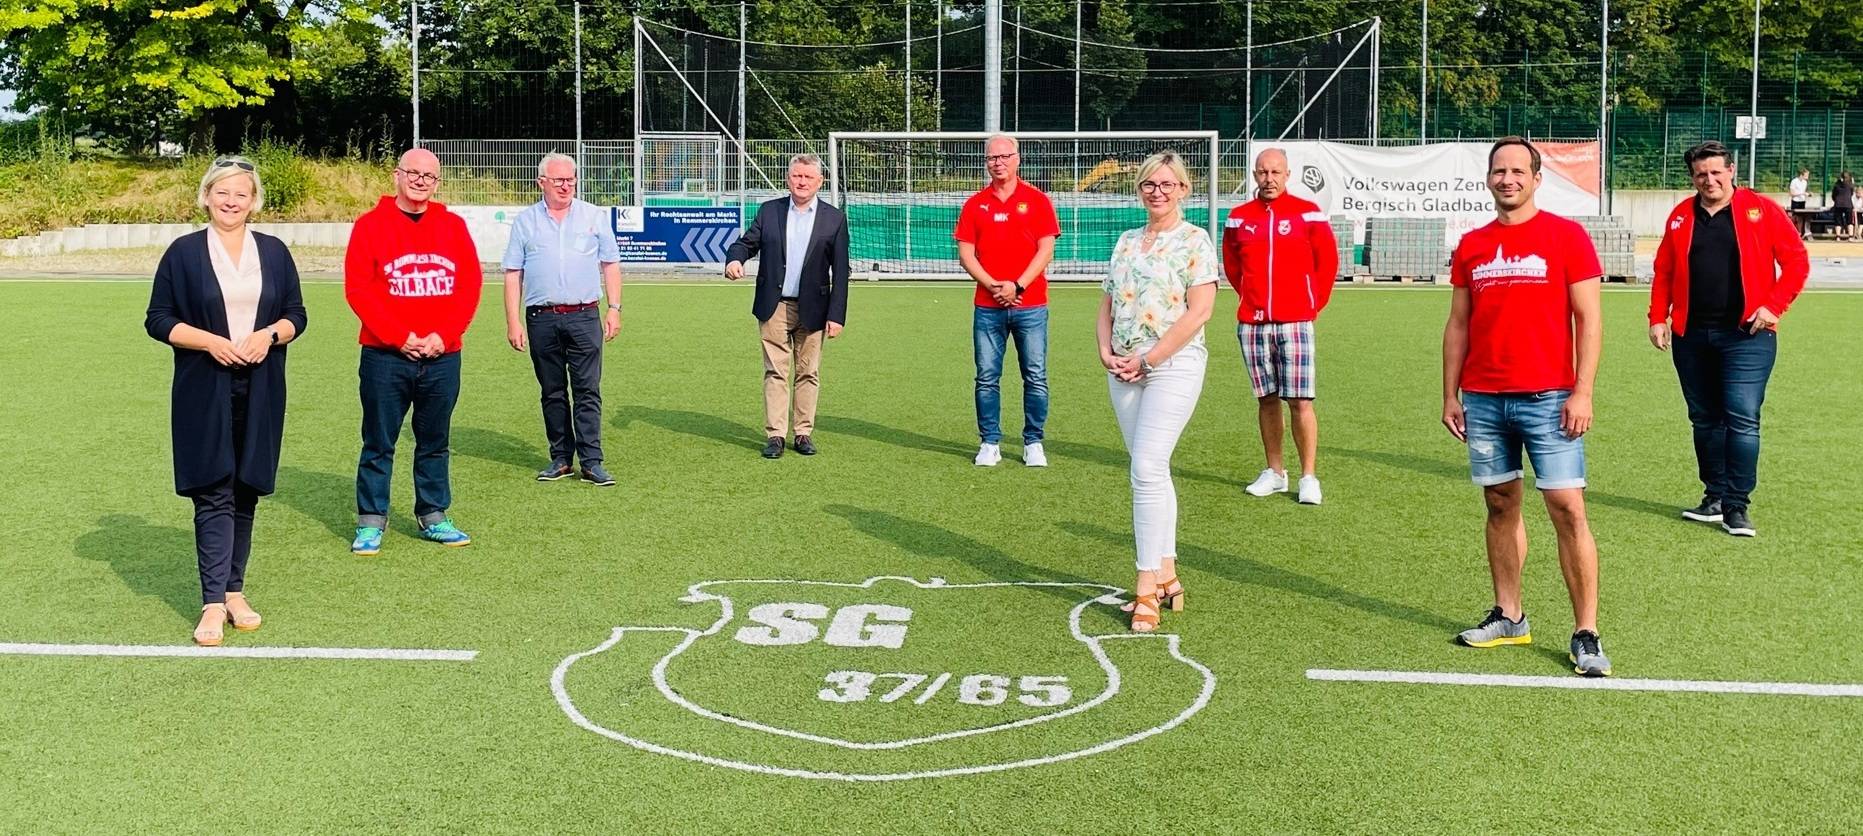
[212,158,256,172]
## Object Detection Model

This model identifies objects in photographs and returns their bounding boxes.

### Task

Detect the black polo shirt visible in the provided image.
[1688,199,1744,331]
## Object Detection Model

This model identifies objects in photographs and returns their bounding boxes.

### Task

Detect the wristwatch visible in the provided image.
[607,303,622,312]
[1138,355,1155,375]
[266,327,279,345]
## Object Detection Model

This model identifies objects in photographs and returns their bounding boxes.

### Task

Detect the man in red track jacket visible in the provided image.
[1222,147,1339,505]
[1649,140,1809,538]
[344,148,484,555]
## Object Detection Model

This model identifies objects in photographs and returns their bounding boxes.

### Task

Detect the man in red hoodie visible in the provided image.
[344,148,484,555]
[1222,148,1338,505]
[1649,140,1809,538]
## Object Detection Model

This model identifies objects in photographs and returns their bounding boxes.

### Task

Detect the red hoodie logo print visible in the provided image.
[383,253,459,298]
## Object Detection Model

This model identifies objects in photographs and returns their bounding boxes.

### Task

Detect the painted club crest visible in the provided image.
[1746,208,1763,223]
[553,577,1215,781]
[1277,219,1292,235]
[1016,202,1029,214]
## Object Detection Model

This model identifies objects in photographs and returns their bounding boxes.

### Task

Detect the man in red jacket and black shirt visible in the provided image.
[1222,148,1338,505]
[1649,140,1809,538]
[344,148,484,555]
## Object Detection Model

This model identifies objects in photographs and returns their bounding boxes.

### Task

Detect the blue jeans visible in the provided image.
[1462,390,1587,490]
[356,347,461,528]
[973,305,1049,445]
[1672,327,1777,509]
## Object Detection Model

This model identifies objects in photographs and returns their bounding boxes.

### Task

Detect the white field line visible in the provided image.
[0,642,477,662]
[1307,668,1863,697]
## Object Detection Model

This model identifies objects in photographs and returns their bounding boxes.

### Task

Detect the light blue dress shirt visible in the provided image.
[501,198,620,307]
[782,198,819,298]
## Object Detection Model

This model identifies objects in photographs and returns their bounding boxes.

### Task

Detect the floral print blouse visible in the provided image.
[1103,221,1220,355]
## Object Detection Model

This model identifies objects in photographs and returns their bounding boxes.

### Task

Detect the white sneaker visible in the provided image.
[1023,442,1048,467]
[974,443,1002,467]
[1297,474,1323,505]
[1244,468,1289,496]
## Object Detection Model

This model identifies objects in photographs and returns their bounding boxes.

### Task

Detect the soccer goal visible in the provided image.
[828,131,1220,279]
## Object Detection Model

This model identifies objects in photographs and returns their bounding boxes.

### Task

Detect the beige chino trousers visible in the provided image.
[759,300,824,438]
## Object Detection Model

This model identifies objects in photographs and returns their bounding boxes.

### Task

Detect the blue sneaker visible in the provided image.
[420,519,471,547]
[351,526,383,556]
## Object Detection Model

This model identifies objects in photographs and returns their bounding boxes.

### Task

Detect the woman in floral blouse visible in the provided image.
[1096,150,1220,632]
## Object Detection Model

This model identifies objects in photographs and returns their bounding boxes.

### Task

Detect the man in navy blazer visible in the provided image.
[725,153,851,459]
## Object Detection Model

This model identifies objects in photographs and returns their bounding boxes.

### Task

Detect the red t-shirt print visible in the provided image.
[953,179,1062,307]
[1450,211,1602,394]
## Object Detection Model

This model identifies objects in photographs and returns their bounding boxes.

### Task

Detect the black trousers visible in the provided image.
[189,371,260,605]
[527,307,605,465]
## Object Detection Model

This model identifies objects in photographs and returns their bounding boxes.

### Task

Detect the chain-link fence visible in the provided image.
[413,2,1862,201]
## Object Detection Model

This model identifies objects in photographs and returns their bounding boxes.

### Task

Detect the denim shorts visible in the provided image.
[1462,390,1586,490]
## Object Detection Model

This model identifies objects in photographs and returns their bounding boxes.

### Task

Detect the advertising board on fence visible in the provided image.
[1268,141,1602,245]
[613,206,743,264]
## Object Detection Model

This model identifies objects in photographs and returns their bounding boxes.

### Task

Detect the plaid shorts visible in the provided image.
[1237,321,1316,399]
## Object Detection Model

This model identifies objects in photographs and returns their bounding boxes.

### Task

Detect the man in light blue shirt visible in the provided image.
[501,152,624,486]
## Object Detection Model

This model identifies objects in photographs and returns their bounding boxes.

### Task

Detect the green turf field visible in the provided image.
[1,279,1859,833]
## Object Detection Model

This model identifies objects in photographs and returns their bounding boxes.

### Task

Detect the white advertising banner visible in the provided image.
[1262,140,1602,244]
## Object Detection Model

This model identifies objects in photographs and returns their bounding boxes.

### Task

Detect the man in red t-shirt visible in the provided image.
[1441,137,1610,677]
[954,134,1061,467]
[343,148,484,556]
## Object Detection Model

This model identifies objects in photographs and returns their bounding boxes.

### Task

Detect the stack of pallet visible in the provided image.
[1365,216,1448,282]
[1329,215,1361,280]
[1569,215,1637,281]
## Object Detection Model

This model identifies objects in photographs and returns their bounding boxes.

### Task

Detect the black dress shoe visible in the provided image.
[793,435,817,456]
[762,437,785,459]
[536,461,574,481]
[1681,497,1722,523]
[579,463,616,486]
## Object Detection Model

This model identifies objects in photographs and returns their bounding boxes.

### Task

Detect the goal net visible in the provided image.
[828,131,1220,279]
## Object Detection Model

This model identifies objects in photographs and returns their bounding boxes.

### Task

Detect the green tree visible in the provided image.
[0,0,389,148]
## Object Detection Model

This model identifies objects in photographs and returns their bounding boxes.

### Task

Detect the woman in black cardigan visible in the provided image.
[144,157,307,646]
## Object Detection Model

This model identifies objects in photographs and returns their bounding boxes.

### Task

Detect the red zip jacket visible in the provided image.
[344,196,484,352]
[1221,194,1339,323]
[1651,187,1809,336]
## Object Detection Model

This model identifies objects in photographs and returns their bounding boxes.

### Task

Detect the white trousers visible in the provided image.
[1108,343,1207,571]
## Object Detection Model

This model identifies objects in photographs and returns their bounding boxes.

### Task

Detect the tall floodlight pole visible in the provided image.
[1598,0,1609,213]
[1748,0,1761,187]
[1244,0,1252,164]
[984,0,1002,131]
[1371,18,1381,142]
[574,1,584,162]
[633,17,643,206]
[897,0,905,129]
[738,0,747,215]
[1420,0,1429,142]
[1073,1,1082,131]
[1013,4,1021,131]
[410,0,420,146]
[936,1,944,124]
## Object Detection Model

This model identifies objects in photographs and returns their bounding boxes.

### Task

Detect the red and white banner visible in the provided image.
[1262,140,1602,244]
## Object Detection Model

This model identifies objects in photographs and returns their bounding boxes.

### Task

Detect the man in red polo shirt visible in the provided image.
[954,134,1061,468]
[1648,140,1809,538]
[1442,136,1610,677]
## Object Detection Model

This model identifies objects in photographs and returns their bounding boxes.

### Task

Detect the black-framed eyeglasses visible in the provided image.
[542,177,577,188]
[985,153,1018,164]
[212,158,255,172]
[1139,181,1182,194]
[397,168,441,185]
